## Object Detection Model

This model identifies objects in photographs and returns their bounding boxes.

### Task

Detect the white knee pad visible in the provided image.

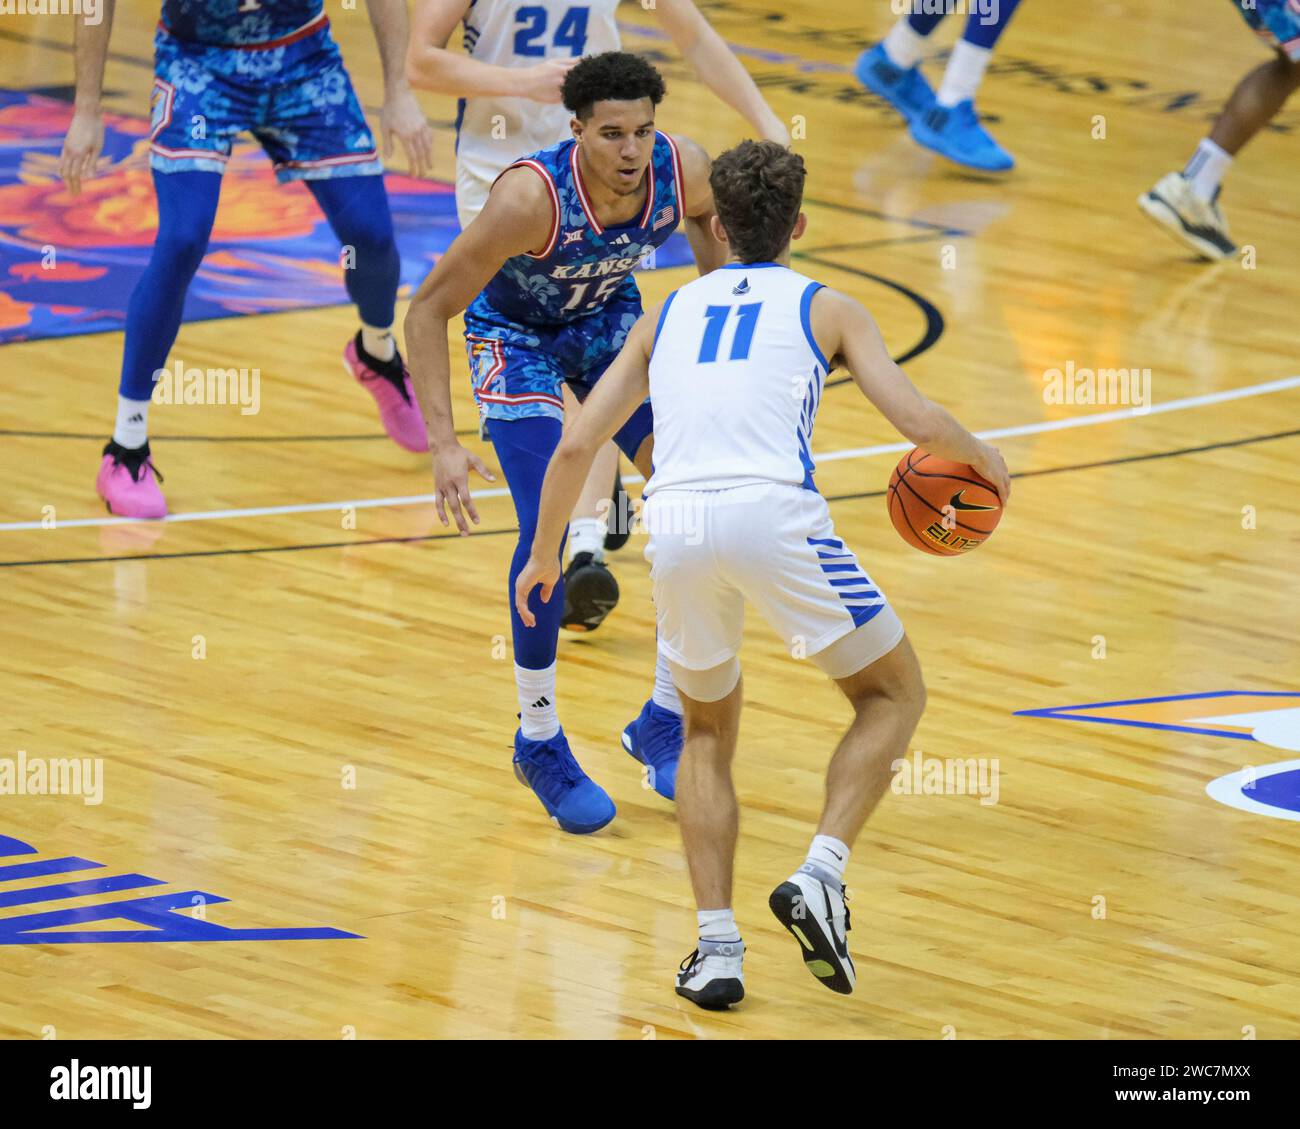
[669,657,741,703]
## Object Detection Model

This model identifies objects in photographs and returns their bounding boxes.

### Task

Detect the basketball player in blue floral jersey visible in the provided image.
[406,52,723,834]
[60,1,435,518]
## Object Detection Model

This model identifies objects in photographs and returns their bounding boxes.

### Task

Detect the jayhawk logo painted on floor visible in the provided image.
[1017,691,1300,822]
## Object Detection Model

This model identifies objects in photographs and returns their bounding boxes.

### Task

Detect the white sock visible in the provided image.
[937,40,991,107]
[652,647,683,715]
[516,662,560,741]
[360,323,396,363]
[882,18,928,69]
[566,517,605,562]
[113,396,151,449]
[1183,138,1233,203]
[697,907,740,943]
[805,834,849,884]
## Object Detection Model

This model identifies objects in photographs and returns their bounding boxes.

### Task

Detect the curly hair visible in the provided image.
[562,51,666,120]
[708,141,806,264]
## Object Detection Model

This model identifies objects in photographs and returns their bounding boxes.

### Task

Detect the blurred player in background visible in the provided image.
[1139,0,1300,260]
[59,0,434,518]
[406,0,788,634]
[406,53,723,834]
[855,0,1023,172]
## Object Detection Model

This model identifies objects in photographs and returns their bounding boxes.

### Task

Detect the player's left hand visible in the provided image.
[514,554,561,628]
[381,87,434,178]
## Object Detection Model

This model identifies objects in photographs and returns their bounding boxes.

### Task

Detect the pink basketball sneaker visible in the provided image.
[95,440,167,519]
[343,331,429,453]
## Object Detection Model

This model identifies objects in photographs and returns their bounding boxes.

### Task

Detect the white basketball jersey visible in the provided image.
[455,0,622,226]
[644,263,829,496]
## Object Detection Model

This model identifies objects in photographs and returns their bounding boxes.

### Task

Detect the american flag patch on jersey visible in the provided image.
[652,205,676,232]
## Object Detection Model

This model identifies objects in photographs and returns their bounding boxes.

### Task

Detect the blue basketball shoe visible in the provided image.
[853,44,936,123]
[909,99,1014,172]
[621,700,682,801]
[513,729,615,834]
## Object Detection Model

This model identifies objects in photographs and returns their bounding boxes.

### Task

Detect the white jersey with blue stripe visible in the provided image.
[644,262,829,496]
[455,0,622,226]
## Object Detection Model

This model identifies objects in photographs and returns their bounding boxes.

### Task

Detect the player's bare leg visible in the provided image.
[818,635,926,845]
[560,384,623,632]
[1140,49,1300,260]
[671,668,745,1009]
[1210,50,1300,156]
[769,634,926,995]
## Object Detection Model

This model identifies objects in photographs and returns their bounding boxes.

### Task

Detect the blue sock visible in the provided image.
[491,416,569,671]
[962,0,1021,49]
[306,175,399,330]
[906,9,946,36]
[118,170,222,400]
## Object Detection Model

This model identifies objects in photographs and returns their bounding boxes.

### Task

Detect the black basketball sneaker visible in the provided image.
[769,869,856,995]
[675,940,745,1010]
[560,552,619,632]
[603,470,635,553]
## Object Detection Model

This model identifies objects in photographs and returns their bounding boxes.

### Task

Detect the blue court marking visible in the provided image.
[1248,769,1300,814]
[0,874,164,909]
[1015,690,1300,740]
[0,856,103,881]
[0,832,361,944]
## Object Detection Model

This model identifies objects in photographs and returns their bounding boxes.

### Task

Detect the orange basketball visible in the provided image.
[887,448,1003,556]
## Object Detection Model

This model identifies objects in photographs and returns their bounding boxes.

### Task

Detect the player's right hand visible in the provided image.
[973,443,1011,507]
[431,443,496,535]
[514,58,579,104]
[514,553,560,629]
[60,109,104,195]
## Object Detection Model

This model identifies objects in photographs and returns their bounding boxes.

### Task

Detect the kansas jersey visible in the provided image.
[160,0,326,48]
[462,132,682,440]
[469,131,684,329]
[645,263,828,496]
[454,0,621,225]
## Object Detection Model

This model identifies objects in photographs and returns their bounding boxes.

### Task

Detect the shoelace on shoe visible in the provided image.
[112,447,164,485]
[642,709,683,769]
[518,741,584,788]
[356,333,413,403]
[678,949,704,977]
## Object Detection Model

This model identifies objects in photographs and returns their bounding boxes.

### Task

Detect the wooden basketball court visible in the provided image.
[2,0,1298,1039]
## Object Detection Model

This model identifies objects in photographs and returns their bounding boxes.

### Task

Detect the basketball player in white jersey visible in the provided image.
[406,0,789,635]
[514,141,1010,1007]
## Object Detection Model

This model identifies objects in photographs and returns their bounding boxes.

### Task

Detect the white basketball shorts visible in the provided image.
[643,482,905,674]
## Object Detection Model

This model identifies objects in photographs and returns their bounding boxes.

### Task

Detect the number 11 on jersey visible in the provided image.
[698,303,763,363]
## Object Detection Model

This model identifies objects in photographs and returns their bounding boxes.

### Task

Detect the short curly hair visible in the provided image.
[562,51,666,120]
[709,141,807,264]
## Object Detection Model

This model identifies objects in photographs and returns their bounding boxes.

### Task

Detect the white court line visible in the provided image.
[4,373,1299,534]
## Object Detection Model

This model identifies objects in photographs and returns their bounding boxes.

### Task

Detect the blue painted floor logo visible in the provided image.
[1017,691,1300,822]
[0,833,361,944]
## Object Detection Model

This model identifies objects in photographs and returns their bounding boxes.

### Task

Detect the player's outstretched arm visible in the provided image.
[514,310,657,625]
[365,0,435,177]
[59,0,115,195]
[811,288,1011,504]
[654,0,789,145]
[673,136,729,275]
[405,0,577,102]
[404,168,554,533]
